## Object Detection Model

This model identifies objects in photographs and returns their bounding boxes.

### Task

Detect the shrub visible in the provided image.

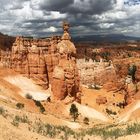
[16,103,24,109]
[25,94,32,99]
[11,119,19,127]
[12,115,30,125]
[116,102,126,108]
[0,107,5,115]
[40,106,45,113]
[20,115,30,123]
[126,123,140,135]
[32,121,75,139]
[33,100,45,113]
[0,107,8,118]
[30,121,140,139]
[128,64,137,82]
[106,108,117,115]
[128,53,132,57]
[83,117,89,125]
[47,97,51,102]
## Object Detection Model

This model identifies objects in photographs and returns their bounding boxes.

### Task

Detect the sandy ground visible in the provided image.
[118,134,140,140]
[66,102,109,122]
[81,86,124,112]
[118,100,140,122]
[1,67,140,139]
[4,75,51,101]
[0,116,57,140]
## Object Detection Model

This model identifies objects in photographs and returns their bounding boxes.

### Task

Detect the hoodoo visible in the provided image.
[0,22,81,103]
[51,22,80,103]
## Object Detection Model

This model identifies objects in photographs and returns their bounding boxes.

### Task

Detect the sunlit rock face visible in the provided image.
[77,58,117,86]
[51,22,80,103]
[0,22,81,103]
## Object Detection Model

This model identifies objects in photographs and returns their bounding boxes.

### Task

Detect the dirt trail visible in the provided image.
[3,75,51,101]
[118,100,140,122]
[67,102,109,122]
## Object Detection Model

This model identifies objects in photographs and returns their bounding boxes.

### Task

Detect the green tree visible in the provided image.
[70,104,79,122]
[128,64,137,82]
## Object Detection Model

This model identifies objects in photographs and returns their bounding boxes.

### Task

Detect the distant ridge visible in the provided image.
[73,34,140,43]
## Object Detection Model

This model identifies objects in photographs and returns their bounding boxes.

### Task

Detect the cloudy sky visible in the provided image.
[0,0,140,37]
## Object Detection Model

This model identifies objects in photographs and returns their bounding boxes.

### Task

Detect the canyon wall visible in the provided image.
[0,22,81,103]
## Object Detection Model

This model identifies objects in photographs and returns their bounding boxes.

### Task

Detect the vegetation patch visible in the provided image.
[16,103,24,109]
[0,106,8,118]
[33,100,45,113]
[70,104,79,122]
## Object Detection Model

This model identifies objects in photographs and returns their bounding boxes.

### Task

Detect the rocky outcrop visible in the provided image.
[0,22,80,103]
[51,22,80,103]
[135,65,140,81]
[0,32,15,50]
[44,36,60,83]
[77,58,117,86]
[28,45,49,89]
[96,96,107,105]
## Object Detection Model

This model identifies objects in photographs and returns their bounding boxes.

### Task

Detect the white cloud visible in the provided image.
[47,26,57,32]
[99,23,114,29]
[0,0,140,37]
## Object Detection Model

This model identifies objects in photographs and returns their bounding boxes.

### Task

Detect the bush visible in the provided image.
[47,97,51,102]
[25,94,32,99]
[11,115,30,127]
[20,115,30,123]
[0,107,5,115]
[11,119,19,127]
[128,64,137,82]
[33,100,45,113]
[83,117,89,125]
[40,106,45,113]
[116,102,126,108]
[0,107,8,118]
[16,103,24,109]
[106,108,117,115]
[32,121,75,139]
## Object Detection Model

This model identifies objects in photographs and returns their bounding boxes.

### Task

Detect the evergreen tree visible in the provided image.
[128,64,137,82]
[70,104,79,122]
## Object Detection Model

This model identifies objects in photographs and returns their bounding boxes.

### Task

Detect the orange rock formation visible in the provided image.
[0,22,81,103]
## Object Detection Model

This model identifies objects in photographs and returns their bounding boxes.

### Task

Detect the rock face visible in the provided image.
[96,96,107,105]
[0,22,80,103]
[10,37,50,89]
[44,36,60,83]
[135,65,140,81]
[51,22,80,102]
[0,32,15,50]
[77,58,117,86]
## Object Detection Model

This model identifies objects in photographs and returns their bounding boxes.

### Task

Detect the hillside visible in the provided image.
[1,67,140,139]
[73,34,140,43]
[1,22,140,139]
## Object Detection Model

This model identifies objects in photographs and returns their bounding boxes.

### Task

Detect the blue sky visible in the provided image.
[124,0,140,5]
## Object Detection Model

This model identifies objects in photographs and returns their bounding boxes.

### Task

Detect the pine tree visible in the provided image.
[70,104,79,122]
[128,64,137,82]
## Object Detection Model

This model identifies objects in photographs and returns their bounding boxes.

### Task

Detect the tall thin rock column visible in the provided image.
[51,22,81,103]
